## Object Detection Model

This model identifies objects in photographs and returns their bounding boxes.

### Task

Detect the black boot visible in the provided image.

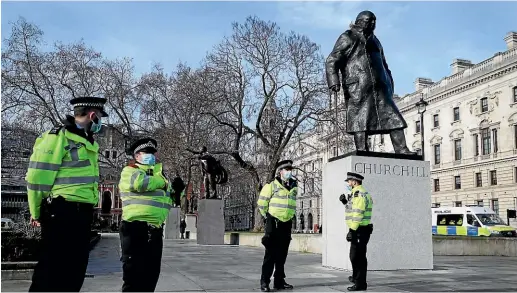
[347,284,367,291]
[274,281,293,290]
[260,283,270,292]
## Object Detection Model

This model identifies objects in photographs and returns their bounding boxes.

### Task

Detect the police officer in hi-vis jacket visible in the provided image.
[340,172,374,292]
[118,138,174,292]
[257,160,297,292]
[26,97,108,292]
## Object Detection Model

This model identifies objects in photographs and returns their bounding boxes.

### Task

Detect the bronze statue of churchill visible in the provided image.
[325,10,415,155]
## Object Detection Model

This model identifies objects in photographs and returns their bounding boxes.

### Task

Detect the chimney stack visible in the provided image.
[504,31,517,50]
[450,59,473,74]
[414,77,433,91]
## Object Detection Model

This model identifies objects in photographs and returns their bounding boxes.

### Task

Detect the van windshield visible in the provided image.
[476,214,506,226]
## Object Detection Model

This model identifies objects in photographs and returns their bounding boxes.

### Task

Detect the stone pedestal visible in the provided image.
[186,213,197,240]
[322,152,433,271]
[164,207,180,239]
[197,199,224,245]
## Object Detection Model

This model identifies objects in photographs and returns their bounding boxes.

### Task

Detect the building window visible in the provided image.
[433,144,440,165]
[454,176,461,189]
[380,135,384,144]
[474,134,479,156]
[492,199,499,214]
[476,200,484,207]
[481,128,491,155]
[105,150,110,158]
[454,139,462,161]
[492,129,498,153]
[332,146,337,157]
[475,172,482,187]
[454,201,462,207]
[433,179,440,192]
[490,170,497,185]
[513,86,517,103]
[112,151,118,159]
[453,107,460,121]
[481,97,488,113]
[432,203,441,208]
[433,114,439,128]
[415,121,421,133]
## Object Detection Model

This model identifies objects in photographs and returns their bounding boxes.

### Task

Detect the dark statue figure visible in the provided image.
[171,174,185,208]
[325,10,415,155]
[189,147,228,200]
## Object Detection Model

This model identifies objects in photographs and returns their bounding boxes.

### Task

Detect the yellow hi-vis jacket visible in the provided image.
[119,162,173,227]
[345,185,373,231]
[257,179,297,222]
[25,126,100,219]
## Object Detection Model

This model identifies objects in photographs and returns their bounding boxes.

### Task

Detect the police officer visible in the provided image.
[257,160,297,292]
[26,97,108,292]
[118,138,174,292]
[341,172,374,291]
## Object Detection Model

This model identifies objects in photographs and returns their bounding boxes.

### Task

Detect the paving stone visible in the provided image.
[2,233,517,292]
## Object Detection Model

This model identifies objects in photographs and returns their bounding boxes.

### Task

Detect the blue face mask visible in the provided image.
[76,123,84,129]
[139,153,156,165]
[345,183,353,193]
[90,115,102,133]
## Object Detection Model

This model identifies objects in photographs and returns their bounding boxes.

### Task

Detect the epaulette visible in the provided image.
[48,126,64,135]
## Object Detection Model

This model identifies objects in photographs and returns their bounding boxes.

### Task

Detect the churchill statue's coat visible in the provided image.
[325,10,414,155]
[325,28,406,134]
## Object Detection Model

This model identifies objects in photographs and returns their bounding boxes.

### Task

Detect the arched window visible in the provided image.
[308,213,313,231]
[300,213,305,231]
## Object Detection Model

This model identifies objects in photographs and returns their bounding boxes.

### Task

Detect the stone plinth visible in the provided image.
[197,199,224,245]
[164,207,180,239]
[322,152,433,271]
[186,214,197,240]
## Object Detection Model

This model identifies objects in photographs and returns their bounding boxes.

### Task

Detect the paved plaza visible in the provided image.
[2,233,517,292]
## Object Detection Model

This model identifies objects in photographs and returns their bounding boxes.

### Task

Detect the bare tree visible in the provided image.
[195,16,329,229]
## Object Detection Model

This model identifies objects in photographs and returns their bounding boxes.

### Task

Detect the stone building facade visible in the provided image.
[373,32,517,227]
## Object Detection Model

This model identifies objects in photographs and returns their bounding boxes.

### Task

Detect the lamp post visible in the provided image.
[416,93,428,160]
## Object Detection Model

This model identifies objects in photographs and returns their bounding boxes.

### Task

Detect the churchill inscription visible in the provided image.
[354,162,429,178]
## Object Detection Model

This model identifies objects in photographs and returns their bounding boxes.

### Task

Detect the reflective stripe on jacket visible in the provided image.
[25,128,100,219]
[257,179,297,222]
[345,185,373,230]
[119,163,173,227]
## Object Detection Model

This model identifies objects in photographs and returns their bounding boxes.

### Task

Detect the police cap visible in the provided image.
[346,172,364,182]
[276,160,294,171]
[70,96,108,117]
[129,138,158,155]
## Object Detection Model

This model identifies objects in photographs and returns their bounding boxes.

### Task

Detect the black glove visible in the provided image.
[346,231,353,242]
[339,194,348,205]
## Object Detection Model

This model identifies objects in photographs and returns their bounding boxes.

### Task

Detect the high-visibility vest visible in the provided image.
[257,179,297,222]
[25,127,100,219]
[119,162,173,227]
[345,185,373,230]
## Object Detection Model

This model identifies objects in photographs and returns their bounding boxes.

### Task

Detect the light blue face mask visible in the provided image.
[139,153,156,165]
[345,183,353,193]
[90,116,102,133]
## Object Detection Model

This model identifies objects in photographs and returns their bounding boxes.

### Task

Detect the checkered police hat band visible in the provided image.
[134,142,157,154]
[73,102,105,108]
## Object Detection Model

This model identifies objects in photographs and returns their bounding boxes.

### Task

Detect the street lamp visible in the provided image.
[415,93,428,160]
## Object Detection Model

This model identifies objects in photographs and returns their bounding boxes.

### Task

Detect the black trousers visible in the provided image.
[260,214,292,286]
[120,220,164,292]
[29,197,94,292]
[349,224,373,287]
